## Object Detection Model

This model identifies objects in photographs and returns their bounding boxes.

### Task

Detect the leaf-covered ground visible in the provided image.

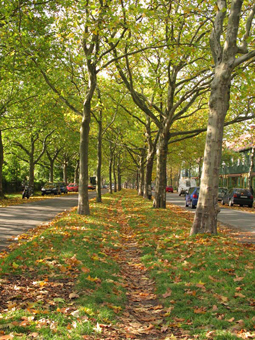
[0,190,255,340]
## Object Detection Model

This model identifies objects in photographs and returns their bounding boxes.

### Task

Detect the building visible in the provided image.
[219,133,255,189]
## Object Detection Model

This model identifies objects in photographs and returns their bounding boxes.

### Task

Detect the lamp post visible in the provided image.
[248,124,255,193]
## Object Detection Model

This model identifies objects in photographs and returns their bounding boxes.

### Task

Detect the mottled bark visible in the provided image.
[138,149,145,196]
[154,133,169,208]
[144,155,154,200]
[190,74,229,234]
[117,155,121,191]
[109,143,113,194]
[78,102,91,215]
[96,117,102,202]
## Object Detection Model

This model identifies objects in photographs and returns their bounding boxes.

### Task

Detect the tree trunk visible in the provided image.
[117,155,121,191]
[0,130,4,198]
[153,132,169,208]
[96,118,102,202]
[143,152,154,200]
[77,104,91,215]
[109,144,113,194]
[113,155,117,192]
[63,160,68,184]
[138,149,145,196]
[190,71,231,235]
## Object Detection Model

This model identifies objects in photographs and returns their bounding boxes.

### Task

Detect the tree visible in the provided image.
[110,1,213,208]
[190,1,255,235]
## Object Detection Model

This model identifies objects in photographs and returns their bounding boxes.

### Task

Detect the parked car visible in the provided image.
[221,188,253,208]
[185,187,200,209]
[56,182,68,194]
[218,187,228,201]
[41,182,61,195]
[67,183,79,192]
[166,186,173,193]
[88,184,96,190]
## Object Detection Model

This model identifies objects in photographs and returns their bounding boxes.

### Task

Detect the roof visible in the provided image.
[226,133,255,152]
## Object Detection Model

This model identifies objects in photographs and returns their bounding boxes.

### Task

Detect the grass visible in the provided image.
[0,190,254,339]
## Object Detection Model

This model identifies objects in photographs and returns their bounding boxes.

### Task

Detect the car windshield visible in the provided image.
[234,189,251,195]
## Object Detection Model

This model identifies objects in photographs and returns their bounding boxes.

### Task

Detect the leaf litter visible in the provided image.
[0,191,255,339]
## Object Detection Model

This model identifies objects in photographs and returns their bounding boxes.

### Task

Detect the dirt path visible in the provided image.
[99,199,189,340]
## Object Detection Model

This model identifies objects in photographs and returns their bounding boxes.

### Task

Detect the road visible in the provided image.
[0,192,98,252]
[166,192,255,236]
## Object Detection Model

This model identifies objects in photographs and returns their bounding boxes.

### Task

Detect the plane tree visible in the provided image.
[190,0,255,235]
[108,1,213,208]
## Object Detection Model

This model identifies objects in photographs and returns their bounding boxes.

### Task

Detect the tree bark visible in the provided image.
[154,132,169,208]
[138,149,145,196]
[144,155,154,200]
[96,117,102,202]
[117,155,121,191]
[113,154,117,192]
[190,75,229,234]
[109,143,113,194]
[78,102,91,215]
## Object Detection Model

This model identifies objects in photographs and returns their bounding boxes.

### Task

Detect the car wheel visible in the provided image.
[228,200,233,207]
[42,193,44,196]
[192,204,196,209]
[248,204,253,208]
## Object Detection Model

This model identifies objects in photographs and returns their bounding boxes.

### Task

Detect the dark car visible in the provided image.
[166,186,173,193]
[67,183,79,192]
[88,185,96,190]
[218,187,228,201]
[185,187,199,209]
[41,182,61,196]
[56,182,68,194]
[221,188,253,208]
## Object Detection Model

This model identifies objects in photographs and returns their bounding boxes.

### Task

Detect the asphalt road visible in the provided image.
[166,192,255,235]
[1,191,254,252]
[0,192,98,252]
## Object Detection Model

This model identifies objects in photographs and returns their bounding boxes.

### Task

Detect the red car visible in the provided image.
[166,186,173,193]
[67,183,78,192]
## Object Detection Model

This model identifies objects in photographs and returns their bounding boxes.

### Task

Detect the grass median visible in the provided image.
[0,190,254,340]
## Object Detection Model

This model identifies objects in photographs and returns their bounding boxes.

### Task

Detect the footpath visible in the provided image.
[0,190,255,340]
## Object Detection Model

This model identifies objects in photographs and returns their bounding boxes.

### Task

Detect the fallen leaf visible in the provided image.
[69,293,79,299]
[234,292,246,298]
